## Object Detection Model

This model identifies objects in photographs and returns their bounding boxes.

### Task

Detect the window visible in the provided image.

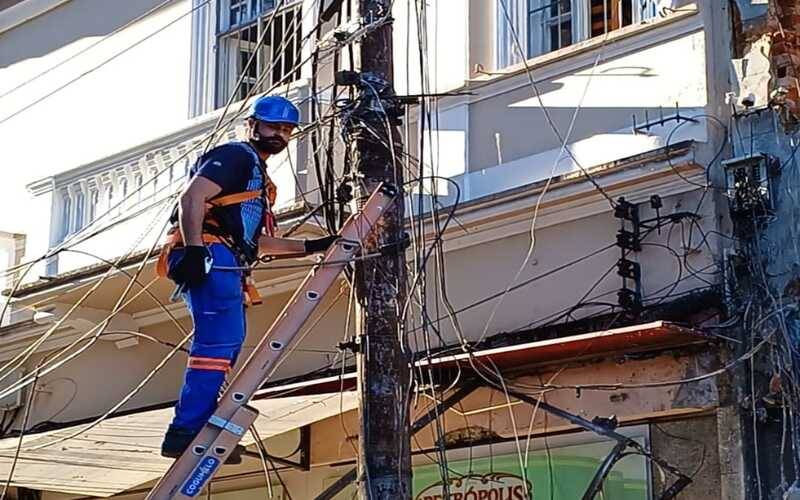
[528,0,573,58]
[216,1,302,106]
[497,0,661,69]
[329,428,651,498]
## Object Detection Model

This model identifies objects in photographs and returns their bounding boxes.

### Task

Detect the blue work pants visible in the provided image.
[168,244,245,432]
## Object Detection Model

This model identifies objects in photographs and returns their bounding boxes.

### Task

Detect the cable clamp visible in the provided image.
[379,232,411,256]
[338,335,364,353]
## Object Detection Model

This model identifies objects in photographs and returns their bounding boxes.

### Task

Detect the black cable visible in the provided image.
[0,357,41,500]
[665,113,730,191]
[407,242,616,336]
[653,423,707,480]
[496,0,616,208]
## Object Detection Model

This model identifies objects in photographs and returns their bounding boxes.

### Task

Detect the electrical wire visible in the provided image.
[0,356,41,500]
[0,0,348,450]
[496,0,617,208]
[476,11,613,345]
[0,1,762,497]
[0,0,213,126]
[0,0,176,100]
[10,14,391,458]
[0,3,389,286]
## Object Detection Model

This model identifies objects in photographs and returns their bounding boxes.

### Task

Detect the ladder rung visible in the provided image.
[208,415,246,436]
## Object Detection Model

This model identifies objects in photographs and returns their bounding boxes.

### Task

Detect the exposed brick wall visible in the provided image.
[769,0,800,127]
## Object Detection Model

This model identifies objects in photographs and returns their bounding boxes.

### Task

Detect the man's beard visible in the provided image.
[251,133,288,154]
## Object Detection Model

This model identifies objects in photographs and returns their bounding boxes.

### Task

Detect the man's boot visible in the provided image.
[161,425,245,464]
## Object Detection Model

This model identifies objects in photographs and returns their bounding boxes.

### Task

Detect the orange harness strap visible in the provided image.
[157,179,278,307]
[206,190,261,208]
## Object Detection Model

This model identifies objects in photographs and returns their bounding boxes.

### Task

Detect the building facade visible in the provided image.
[0,0,796,498]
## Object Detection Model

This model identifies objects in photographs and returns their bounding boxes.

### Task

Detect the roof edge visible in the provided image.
[0,0,70,36]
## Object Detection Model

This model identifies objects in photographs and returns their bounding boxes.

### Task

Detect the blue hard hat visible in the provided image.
[249,95,300,126]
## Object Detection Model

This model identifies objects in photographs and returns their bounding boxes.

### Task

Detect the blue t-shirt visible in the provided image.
[190,141,267,263]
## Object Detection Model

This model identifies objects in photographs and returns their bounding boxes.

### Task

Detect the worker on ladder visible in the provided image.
[156,95,337,462]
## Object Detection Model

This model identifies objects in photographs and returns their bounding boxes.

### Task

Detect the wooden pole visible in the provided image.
[352,0,411,497]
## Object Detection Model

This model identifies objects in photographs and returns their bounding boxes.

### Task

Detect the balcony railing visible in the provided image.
[44,86,309,275]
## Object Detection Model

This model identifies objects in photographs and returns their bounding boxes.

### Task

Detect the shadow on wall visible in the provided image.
[0,0,170,69]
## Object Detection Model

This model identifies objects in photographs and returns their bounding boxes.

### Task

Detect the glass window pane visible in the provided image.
[622,0,633,26]
[410,438,650,499]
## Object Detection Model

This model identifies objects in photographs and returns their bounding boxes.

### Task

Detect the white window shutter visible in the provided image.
[496,0,528,69]
[573,0,589,42]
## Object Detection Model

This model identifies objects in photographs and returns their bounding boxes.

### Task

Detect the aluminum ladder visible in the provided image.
[146,183,396,499]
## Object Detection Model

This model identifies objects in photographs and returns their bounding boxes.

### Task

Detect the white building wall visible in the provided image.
[393,0,469,96]
[0,0,193,277]
[467,20,708,177]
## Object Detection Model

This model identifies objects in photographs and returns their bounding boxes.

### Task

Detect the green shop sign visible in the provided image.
[412,440,648,500]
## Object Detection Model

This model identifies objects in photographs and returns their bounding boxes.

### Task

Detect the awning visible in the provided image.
[421,320,706,370]
[0,392,357,497]
[0,321,704,497]
[256,321,707,396]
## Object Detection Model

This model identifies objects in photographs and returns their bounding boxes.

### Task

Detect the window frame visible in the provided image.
[214,0,303,108]
[527,0,577,58]
[496,0,663,70]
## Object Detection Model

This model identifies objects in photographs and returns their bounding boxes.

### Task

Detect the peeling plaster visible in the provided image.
[731,0,800,128]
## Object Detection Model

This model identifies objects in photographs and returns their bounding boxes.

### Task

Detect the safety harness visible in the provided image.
[156,175,278,307]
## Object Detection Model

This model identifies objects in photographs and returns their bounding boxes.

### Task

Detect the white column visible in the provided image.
[189,0,218,116]
[64,184,79,236]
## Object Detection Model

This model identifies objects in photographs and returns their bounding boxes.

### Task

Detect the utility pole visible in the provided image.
[350,0,411,497]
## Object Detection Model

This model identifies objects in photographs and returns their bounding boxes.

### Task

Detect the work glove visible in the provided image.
[304,235,339,254]
[168,245,212,288]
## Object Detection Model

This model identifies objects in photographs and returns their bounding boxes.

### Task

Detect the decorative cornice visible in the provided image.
[25,176,55,196]
[8,141,703,331]
[130,144,704,327]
